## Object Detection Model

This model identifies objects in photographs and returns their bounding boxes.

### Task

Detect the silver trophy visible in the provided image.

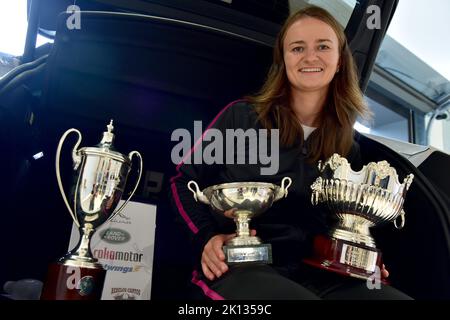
[41,120,142,300]
[187,177,292,264]
[304,153,414,280]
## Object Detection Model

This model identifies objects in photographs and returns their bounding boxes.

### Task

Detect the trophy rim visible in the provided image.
[81,147,131,164]
[321,153,414,190]
[317,178,406,223]
[323,178,405,193]
[204,181,280,193]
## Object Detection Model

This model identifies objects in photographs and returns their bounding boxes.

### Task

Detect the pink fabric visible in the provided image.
[191,270,225,300]
[170,99,244,234]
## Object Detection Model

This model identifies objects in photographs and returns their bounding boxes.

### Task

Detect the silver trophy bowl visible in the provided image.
[307,153,414,277]
[311,153,414,246]
[188,177,292,264]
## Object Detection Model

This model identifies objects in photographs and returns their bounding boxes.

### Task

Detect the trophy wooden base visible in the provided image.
[40,262,106,300]
[303,235,389,285]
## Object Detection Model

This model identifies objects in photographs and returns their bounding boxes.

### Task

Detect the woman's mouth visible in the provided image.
[299,67,324,73]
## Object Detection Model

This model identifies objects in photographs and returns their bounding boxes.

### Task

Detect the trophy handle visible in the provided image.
[187,181,210,204]
[403,174,414,191]
[109,151,143,220]
[310,177,323,205]
[317,160,324,172]
[274,177,292,201]
[56,128,83,227]
[394,210,406,229]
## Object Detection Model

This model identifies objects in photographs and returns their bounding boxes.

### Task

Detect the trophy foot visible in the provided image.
[40,262,106,300]
[223,243,272,265]
[59,254,103,269]
[228,235,262,246]
[303,235,389,285]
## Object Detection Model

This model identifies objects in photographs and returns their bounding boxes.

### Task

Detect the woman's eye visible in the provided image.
[318,45,330,50]
[292,47,304,53]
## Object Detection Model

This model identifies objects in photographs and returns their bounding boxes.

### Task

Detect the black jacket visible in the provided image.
[169,100,362,272]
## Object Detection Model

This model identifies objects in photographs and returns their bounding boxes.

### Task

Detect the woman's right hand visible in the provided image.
[201,233,236,281]
[201,208,237,280]
[201,208,256,281]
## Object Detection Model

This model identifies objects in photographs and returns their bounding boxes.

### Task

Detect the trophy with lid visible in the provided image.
[40,121,143,300]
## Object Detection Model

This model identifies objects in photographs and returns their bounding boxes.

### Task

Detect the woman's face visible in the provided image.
[283,17,340,94]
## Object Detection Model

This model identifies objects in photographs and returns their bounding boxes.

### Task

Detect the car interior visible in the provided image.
[0,0,449,299]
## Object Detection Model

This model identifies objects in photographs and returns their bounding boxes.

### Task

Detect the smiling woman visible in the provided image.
[169,5,412,300]
[283,18,340,96]
[248,6,368,163]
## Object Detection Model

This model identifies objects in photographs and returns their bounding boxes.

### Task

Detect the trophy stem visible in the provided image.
[228,211,262,247]
[75,226,95,259]
[331,214,376,247]
[235,212,251,238]
[61,225,102,268]
[226,211,271,264]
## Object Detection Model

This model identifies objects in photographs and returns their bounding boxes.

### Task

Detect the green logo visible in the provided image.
[100,228,131,244]
[78,276,95,296]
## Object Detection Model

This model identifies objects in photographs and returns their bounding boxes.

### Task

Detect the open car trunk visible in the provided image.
[1,3,449,299]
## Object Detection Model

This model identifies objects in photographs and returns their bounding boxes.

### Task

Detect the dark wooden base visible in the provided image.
[40,262,106,300]
[303,235,389,285]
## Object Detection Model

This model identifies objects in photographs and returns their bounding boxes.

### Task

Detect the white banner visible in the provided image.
[69,201,156,300]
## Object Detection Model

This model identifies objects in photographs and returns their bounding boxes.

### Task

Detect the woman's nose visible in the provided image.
[303,48,319,61]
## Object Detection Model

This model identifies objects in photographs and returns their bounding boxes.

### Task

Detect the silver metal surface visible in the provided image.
[311,153,414,247]
[56,120,143,268]
[224,244,271,264]
[188,177,292,263]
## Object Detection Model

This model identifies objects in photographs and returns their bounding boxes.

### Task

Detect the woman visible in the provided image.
[169,6,411,300]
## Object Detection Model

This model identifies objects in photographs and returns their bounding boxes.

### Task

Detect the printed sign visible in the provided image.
[69,201,156,300]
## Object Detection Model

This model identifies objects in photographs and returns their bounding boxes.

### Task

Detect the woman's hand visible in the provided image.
[223,208,237,218]
[201,212,256,281]
[201,233,235,281]
[381,264,389,279]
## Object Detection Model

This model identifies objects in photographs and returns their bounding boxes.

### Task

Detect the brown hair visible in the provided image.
[247,6,369,163]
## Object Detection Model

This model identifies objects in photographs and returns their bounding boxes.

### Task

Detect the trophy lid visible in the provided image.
[100,120,115,147]
[79,120,131,164]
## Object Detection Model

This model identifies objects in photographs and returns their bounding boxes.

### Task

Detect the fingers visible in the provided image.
[223,208,237,218]
[201,234,232,280]
[212,237,226,261]
[201,260,215,281]
[200,231,258,280]
[381,264,390,278]
[202,252,224,280]
[223,233,237,242]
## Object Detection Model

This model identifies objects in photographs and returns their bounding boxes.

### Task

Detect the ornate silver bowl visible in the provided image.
[306,153,414,279]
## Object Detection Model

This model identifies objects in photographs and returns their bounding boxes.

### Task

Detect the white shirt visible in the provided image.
[301,124,317,140]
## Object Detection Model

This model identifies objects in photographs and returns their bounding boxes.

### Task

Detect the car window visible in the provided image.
[369,0,450,152]
[0,0,53,77]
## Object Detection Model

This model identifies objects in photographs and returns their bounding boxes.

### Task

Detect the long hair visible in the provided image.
[247,6,370,163]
